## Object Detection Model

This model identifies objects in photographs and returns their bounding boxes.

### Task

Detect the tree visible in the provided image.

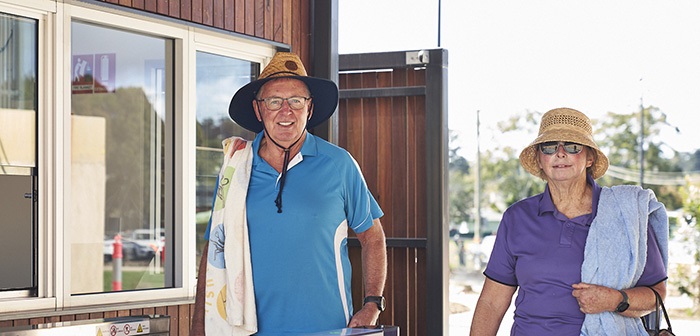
[595,106,685,209]
[482,110,544,210]
[448,131,473,227]
[672,180,700,316]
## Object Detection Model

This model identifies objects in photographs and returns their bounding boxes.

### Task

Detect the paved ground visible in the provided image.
[448,267,700,335]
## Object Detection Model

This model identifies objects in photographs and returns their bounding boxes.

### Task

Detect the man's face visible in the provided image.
[253,78,312,147]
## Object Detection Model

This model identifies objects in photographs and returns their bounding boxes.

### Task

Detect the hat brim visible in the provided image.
[519,125,609,179]
[228,76,339,133]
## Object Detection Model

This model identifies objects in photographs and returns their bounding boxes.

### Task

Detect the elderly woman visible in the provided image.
[469,107,669,335]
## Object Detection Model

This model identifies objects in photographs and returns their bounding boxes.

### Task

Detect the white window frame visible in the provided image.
[0,0,55,314]
[187,27,276,292]
[0,0,277,314]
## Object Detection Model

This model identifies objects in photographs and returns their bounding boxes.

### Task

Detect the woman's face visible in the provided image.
[537,141,594,183]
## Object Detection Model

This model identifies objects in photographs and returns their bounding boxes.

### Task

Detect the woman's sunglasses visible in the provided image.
[539,141,584,155]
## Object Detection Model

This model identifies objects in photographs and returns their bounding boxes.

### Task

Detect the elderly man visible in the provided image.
[192,52,387,336]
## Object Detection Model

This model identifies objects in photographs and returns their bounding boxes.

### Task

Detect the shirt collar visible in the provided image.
[252,131,319,171]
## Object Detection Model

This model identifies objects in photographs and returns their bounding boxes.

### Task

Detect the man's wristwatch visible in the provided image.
[363,296,386,312]
[615,290,630,313]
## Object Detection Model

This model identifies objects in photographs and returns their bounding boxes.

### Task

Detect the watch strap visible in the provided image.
[616,289,630,313]
[363,296,386,312]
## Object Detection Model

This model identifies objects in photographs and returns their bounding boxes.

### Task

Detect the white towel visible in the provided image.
[205,137,257,335]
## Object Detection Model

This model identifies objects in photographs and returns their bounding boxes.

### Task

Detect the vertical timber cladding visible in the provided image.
[95,0,311,64]
[339,49,449,336]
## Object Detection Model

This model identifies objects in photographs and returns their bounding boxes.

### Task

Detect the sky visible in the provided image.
[338,0,700,161]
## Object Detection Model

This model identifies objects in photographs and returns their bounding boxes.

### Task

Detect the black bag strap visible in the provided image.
[642,286,673,334]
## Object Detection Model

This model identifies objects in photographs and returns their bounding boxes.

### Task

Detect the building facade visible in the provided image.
[0,0,327,332]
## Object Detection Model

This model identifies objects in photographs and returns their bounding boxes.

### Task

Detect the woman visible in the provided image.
[469,107,669,335]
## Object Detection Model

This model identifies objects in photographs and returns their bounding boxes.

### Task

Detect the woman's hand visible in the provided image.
[574,282,665,317]
[572,282,619,314]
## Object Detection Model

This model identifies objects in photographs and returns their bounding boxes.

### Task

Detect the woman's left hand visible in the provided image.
[572,282,618,314]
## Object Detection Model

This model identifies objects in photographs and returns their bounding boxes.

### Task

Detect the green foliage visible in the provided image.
[479,148,543,210]
[486,110,545,209]
[449,131,473,226]
[594,106,685,209]
[670,181,700,315]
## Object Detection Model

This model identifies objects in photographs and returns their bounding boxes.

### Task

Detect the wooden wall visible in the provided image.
[97,0,314,67]
[0,304,193,335]
[340,67,430,336]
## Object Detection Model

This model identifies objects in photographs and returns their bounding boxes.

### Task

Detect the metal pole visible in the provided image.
[474,110,481,243]
[639,100,644,187]
[437,0,442,47]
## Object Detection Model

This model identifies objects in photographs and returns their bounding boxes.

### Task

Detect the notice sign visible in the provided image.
[72,54,94,94]
[94,53,116,93]
[95,320,150,336]
[72,53,116,94]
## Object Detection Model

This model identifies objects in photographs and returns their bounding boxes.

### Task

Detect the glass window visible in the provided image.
[194,51,257,269]
[0,12,37,294]
[70,21,173,294]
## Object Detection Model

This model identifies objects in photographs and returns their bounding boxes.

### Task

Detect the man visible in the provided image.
[191,52,387,335]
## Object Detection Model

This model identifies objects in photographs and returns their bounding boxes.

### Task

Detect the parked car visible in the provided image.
[128,229,165,254]
[103,237,155,262]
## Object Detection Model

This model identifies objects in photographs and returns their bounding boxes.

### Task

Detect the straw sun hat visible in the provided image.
[228,52,339,133]
[519,107,609,179]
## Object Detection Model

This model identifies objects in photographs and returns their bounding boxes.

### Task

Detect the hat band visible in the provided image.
[264,70,305,79]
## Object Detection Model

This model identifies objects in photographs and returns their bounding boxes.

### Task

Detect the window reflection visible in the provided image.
[70,21,172,294]
[194,51,257,271]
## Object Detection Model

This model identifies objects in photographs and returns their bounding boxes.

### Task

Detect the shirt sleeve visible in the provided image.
[483,210,518,286]
[636,225,668,286]
[344,153,383,234]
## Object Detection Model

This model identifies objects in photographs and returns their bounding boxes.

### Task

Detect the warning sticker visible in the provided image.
[95,320,150,336]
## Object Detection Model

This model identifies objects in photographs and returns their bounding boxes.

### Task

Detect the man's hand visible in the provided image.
[348,303,381,328]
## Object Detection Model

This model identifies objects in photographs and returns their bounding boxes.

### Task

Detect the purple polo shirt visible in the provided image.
[484,175,667,335]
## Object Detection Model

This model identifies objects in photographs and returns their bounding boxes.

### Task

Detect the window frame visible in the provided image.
[0,0,54,314]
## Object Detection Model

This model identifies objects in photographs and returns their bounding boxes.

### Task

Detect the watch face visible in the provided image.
[616,290,629,312]
[616,302,630,312]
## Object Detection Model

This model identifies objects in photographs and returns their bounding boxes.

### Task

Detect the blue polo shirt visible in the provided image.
[205,132,383,335]
[484,175,666,335]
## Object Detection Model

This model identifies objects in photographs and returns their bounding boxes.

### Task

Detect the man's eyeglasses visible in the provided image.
[256,96,310,111]
[539,141,584,155]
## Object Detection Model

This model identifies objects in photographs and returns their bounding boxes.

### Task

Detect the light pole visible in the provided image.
[639,99,645,188]
[474,110,481,243]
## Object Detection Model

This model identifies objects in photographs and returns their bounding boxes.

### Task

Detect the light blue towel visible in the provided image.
[580,185,669,336]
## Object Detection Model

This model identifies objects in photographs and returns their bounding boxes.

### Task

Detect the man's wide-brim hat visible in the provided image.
[519,107,609,179]
[228,52,339,133]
